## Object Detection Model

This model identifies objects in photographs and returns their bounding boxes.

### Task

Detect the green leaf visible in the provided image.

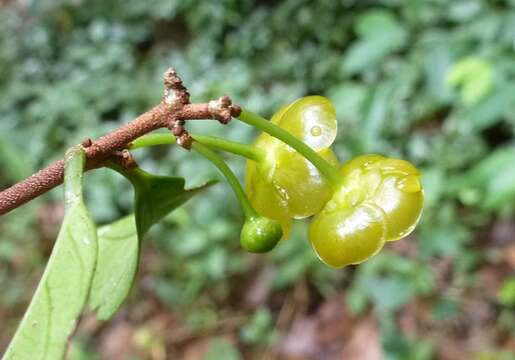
[447,57,494,106]
[449,147,515,209]
[342,9,407,74]
[461,84,515,130]
[421,167,445,208]
[498,278,515,307]
[452,147,515,189]
[0,136,33,182]
[88,215,138,321]
[203,338,242,360]
[88,167,215,321]
[240,307,276,345]
[132,170,217,237]
[423,45,453,104]
[359,83,392,152]
[3,147,97,360]
[354,9,405,38]
[327,82,368,124]
[112,165,217,236]
[484,165,515,209]
[343,40,391,74]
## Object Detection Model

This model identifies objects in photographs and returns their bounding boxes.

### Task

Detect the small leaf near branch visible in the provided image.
[108,164,218,237]
[132,169,190,237]
[3,146,97,360]
[88,166,216,321]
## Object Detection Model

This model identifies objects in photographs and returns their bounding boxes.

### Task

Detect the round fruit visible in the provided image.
[245,96,339,227]
[309,155,424,267]
[240,216,283,253]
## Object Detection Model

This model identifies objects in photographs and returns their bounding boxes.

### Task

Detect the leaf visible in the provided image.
[342,9,407,74]
[3,147,97,360]
[203,338,243,360]
[447,57,494,106]
[88,215,138,321]
[240,307,275,345]
[498,278,515,307]
[327,82,368,124]
[0,136,33,182]
[461,84,515,130]
[449,147,515,209]
[132,169,217,237]
[88,166,215,320]
[420,167,445,209]
[354,9,405,39]
[458,147,515,186]
[342,40,390,75]
[484,164,515,209]
[359,84,392,152]
[423,45,453,104]
[112,164,217,236]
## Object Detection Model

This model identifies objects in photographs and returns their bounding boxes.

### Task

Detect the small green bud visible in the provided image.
[240,216,283,253]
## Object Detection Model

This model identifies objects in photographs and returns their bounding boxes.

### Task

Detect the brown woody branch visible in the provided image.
[0,68,241,216]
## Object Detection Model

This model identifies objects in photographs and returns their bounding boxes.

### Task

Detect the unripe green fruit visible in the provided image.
[240,216,283,253]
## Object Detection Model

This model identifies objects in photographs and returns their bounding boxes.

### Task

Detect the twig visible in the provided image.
[0,68,241,216]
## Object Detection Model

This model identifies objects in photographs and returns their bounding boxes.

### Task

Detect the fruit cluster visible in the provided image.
[242,97,424,268]
[131,96,424,268]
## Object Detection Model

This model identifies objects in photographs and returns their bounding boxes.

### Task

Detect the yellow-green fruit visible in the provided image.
[309,154,424,268]
[246,143,338,219]
[271,96,337,151]
[309,204,386,267]
[245,96,339,229]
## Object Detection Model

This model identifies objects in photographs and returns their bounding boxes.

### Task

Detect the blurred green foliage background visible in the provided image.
[1,0,515,359]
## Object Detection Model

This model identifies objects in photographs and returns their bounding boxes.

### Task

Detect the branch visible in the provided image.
[0,69,241,216]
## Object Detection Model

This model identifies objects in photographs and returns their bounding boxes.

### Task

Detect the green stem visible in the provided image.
[237,110,340,187]
[191,141,257,219]
[130,133,174,149]
[130,133,263,161]
[193,135,264,162]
